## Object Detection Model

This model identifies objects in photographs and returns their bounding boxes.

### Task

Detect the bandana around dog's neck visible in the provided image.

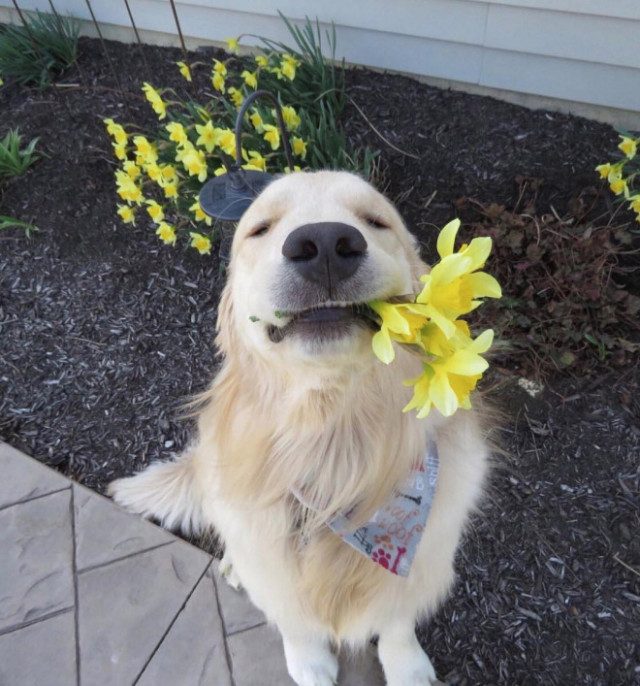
[294,441,439,577]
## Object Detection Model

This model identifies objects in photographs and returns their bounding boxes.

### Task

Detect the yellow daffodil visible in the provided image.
[145,163,162,182]
[228,87,244,108]
[117,204,136,225]
[280,53,300,81]
[213,59,227,76]
[255,55,268,68]
[156,222,177,245]
[225,37,239,54]
[115,170,143,204]
[292,136,307,159]
[195,120,217,153]
[214,166,227,176]
[249,110,264,132]
[629,195,640,214]
[368,301,431,364]
[163,182,179,200]
[104,118,127,145]
[618,136,637,160]
[212,72,225,93]
[284,165,302,174]
[367,219,501,418]
[242,150,267,172]
[610,177,628,196]
[142,82,167,120]
[181,146,208,182]
[190,232,212,255]
[241,70,258,89]
[145,200,164,224]
[166,121,189,145]
[159,165,178,185]
[403,330,494,418]
[176,61,192,82]
[133,136,158,167]
[216,128,236,156]
[595,163,613,179]
[123,161,140,179]
[263,124,280,150]
[280,105,301,131]
[416,218,501,336]
[189,199,212,226]
[113,142,128,161]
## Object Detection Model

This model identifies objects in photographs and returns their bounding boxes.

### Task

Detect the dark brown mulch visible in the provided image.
[1,37,639,686]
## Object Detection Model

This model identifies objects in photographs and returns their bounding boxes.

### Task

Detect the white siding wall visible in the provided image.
[1,0,638,125]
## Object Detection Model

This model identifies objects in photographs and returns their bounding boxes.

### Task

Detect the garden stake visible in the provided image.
[199,90,295,222]
[83,0,126,97]
[167,0,188,58]
[121,0,151,76]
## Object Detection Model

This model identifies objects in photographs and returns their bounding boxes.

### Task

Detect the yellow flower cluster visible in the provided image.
[369,219,502,418]
[596,135,640,224]
[104,40,315,254]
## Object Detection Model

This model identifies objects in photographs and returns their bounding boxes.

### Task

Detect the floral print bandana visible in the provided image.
[327,441,439,577]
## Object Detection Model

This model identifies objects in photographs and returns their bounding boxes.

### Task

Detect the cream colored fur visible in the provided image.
[109,172,490,686]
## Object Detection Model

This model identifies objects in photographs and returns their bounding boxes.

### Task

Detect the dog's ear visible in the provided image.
[215,278,236,355]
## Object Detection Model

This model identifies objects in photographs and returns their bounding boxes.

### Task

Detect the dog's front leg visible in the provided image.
[281,628,338,686]
[378,621,438,686]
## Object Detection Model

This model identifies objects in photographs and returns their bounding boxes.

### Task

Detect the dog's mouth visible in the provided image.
[267,304,379,343]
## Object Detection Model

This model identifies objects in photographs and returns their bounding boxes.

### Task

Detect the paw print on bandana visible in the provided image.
[374,533,392,549]
[372,547,392,568]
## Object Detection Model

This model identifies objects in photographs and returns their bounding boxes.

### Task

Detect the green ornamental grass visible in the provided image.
[0,129,39,179]
[0,10,79,87]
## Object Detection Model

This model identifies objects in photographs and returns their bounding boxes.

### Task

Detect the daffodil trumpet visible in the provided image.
[367,218,502,419]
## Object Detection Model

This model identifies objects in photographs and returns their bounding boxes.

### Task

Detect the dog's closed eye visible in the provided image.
[361,214,390,230]
[249,221,271,237]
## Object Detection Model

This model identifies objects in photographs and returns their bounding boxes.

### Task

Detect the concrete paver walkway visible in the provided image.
[0,441,385,686]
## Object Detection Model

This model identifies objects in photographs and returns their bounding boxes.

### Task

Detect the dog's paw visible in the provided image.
[108,474,148,515]
[283,638,338,686]
[380,645,438,686]
[219,555,242,591]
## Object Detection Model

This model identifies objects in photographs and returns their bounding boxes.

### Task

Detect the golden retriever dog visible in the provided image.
[109,171,489,685]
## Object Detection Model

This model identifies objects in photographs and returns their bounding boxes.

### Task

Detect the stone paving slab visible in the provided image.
[0,488,74,632]
[0,441,388,685]
[0,610,76,686]
[77,539,212,685]
[138,567,231,686]
[0,441,68,509]
[73,483,174,571]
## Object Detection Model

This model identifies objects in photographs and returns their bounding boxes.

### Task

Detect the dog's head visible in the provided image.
[219,171,424,370]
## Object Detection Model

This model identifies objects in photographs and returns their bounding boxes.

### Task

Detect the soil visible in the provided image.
[1,37,638,686]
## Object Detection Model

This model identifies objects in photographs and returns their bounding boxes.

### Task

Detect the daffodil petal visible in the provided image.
[424,305,457,338]
[466,271,502,299]
[469,329,494,354]
[372,326,395,364]
[429,253,473,287]
[462,236,492,271]
[436,218,460,259]
[445,350,489,376]
[430,371,458,417]
[369,301,411,335]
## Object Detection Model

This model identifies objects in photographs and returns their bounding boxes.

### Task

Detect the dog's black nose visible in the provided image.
[282,222,367,287]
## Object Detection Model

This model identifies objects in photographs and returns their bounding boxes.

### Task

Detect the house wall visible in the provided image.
[1,0,638,128]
